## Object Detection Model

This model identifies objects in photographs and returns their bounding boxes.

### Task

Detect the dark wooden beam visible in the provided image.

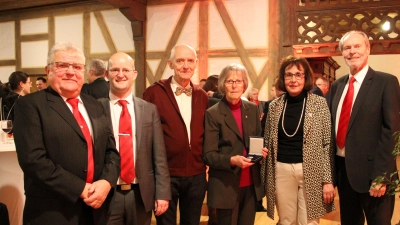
[0,0,88,12]
[97,0,146,21]
[0,2,114,21]
[147,0,207,6]
[198,0,209,80]
[133,20,146,96]
[0,60,16,67]
[146,49,269,60]
[20,34,49,42]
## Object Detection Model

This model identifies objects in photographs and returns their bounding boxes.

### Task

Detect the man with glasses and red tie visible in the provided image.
[143,44,208,225]
[99,52,171,225]
[13,42,120,225]
[326,31,400,225]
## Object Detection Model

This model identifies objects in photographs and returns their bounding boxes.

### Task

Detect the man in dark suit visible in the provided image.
[99,52,171,225]
[143,44,208,225]
[326,30,400,225]
[13,42,120,225]
[81,59,110,99]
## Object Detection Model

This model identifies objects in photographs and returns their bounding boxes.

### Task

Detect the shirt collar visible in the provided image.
[171,76,191,89]
[349,64,368,84]
[62,95,83,104]
[109,92,134,106]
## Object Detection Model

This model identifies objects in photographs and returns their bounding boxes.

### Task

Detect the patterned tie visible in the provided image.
[66,98,94,183]
[175,86,192,96]
[336,77,356,149]
[118,100,135,184]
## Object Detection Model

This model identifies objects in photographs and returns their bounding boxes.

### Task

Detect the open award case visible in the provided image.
[246,136,264,163]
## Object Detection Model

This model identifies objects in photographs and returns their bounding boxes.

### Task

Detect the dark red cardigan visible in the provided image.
[143,76,208,177]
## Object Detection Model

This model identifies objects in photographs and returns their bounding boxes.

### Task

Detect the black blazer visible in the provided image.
[326,67,400,192]
[14,87,120,225]
[81,78,110,99]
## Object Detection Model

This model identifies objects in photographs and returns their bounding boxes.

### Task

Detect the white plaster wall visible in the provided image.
[101,9,135,52]
[20,18,48,35]
[21,41,48,68]
[55,14,84,49]
[0,22,15,61]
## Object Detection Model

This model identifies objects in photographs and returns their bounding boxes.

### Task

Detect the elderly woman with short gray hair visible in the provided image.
[203,63,267,225]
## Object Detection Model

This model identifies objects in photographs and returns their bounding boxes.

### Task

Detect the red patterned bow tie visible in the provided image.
[175,87,192,96]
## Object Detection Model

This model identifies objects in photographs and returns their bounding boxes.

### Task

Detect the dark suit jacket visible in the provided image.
[99,96,171,212]
[203,98,264,209]
[81,78,110,99]
[13,88,120,225]
[326,67,400,192]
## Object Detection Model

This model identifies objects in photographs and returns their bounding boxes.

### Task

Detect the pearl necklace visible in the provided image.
[281,98,305,137]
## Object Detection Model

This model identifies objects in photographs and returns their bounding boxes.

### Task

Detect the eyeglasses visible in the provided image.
[109,68,134,76]
[225,79,244,86]
[284,72,305,80]
[50,62,85,73]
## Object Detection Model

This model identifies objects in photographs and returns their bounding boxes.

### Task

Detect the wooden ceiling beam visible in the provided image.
[98,0,146,21]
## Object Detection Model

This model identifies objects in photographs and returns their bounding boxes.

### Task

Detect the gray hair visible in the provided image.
[218,63,249,94]
[339,30,370,52]
[47,42,85,65]
[169,44,197,60]
[88,59,106,76]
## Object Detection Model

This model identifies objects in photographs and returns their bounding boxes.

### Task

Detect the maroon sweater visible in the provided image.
[143,76,208,177]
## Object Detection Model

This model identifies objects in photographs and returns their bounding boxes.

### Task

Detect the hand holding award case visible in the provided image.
[246,136,264,163]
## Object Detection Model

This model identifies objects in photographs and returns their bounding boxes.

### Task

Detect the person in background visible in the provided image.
[203,75,220,108]
[248,87,265,120]
[13,42,120,225]
[35,77,47,91]
[199,78,207,89]
[326,30,400,225]
[81,59,110,99]
[99,52,171,225]
[203,63,267,225]
[143,44,208,225]
[263,55,335,225]
[260,81,284,136]
[315,77,329,96]
[1,71,31,122]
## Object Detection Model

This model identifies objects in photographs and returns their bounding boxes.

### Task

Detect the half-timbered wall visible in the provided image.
[0,0,277,101]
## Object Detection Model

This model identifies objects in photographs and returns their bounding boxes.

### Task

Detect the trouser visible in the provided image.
[156,172,207,225]
[336,156,394,225]
[107,184,151,225]
[275,162,318,225]
[216,185,257,225]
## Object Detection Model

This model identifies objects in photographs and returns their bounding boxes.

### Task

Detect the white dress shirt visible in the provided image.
[109,92,138,184]
[171,76,192,142]
[335,65,368,157]
[63,96,93,136]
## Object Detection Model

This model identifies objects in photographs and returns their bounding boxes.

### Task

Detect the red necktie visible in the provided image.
[66,98,94,183]
[118,100,135,184]
[336,77,356,149]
